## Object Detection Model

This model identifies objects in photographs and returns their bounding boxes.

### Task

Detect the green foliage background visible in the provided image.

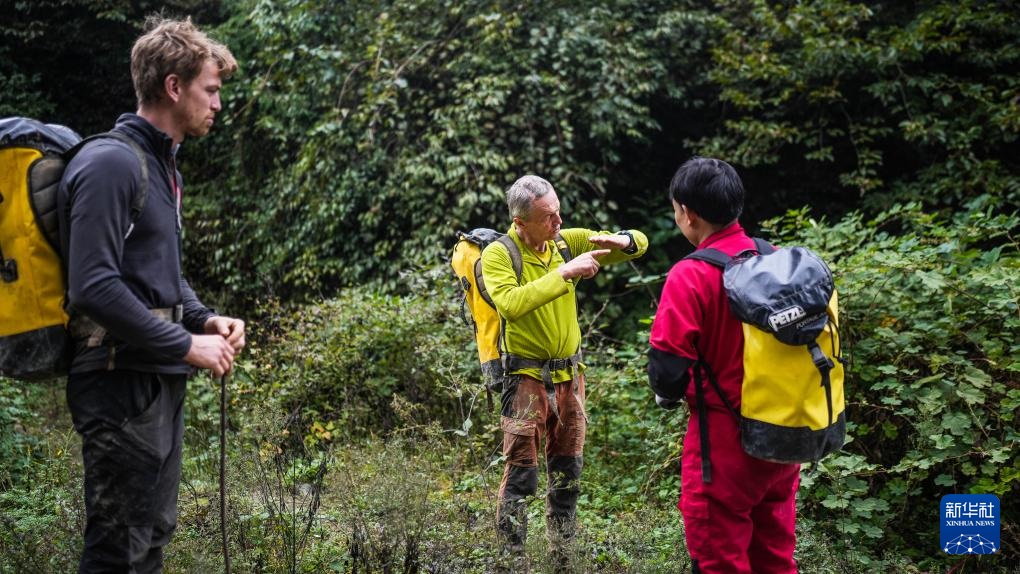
[1,0,1018,572]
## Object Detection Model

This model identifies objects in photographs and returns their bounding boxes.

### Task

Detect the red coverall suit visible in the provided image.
[649,223,800,574]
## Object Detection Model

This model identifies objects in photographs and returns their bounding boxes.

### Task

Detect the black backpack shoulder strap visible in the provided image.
[495,234,524,284]
[752,237,774,255]
[554,232,572,264]
[68,131,149,227]
[58,132,150,265]
[474,233,522,310]
[692,356,741,485]
[684,247,730,269]
[685,239,773,269]
[100,132,149,226]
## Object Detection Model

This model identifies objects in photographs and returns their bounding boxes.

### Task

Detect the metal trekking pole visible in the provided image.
[220,372,232,574]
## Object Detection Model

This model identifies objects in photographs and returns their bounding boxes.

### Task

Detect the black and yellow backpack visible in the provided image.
[686,239,845,480]
[0,117,147,381]
[451,228,572,391]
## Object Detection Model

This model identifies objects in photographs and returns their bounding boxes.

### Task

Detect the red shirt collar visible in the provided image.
[698,221,745,250]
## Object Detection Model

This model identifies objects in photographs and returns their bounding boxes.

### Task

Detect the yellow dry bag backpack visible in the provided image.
[451,228,571,391]
[686,238,845,479]
[0,117,148,381]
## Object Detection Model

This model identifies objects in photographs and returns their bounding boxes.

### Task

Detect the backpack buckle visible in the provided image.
[808,343,834,372]
[1,258,17,283]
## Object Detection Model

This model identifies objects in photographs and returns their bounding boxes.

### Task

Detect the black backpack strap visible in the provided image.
[693,362,713,483]
[495,234,524,283]
[752,237,774,255]
[808,341,836,426]
[684,248,730,268]
[100,132,149,233]
[554,232,572,264]
[64,131,149,241]
[685,239,774,269]
[693,357,741,485]
[702,360,740,419]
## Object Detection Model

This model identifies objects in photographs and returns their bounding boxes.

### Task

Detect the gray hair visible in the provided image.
[506,175,554,220]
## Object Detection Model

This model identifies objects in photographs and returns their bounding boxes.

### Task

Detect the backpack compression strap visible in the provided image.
[808,341,836,426]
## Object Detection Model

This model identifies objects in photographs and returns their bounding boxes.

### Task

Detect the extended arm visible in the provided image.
[482,242,572,321]
[562,228,649,266]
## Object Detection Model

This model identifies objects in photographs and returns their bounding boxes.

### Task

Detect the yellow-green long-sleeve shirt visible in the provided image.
[480,225,648,383]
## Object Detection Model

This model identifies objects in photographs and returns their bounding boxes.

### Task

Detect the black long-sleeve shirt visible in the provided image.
[58,113,213,374]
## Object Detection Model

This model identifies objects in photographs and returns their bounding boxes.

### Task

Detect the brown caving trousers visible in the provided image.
[496,374,587,558]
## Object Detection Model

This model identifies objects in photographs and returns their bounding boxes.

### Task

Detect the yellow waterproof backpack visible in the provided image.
[686,238,845,480]
[0,117,148,381]
[451,228,571,390]
[452,228,508,385]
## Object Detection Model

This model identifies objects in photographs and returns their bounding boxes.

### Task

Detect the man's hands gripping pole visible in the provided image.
[185,316,246,377]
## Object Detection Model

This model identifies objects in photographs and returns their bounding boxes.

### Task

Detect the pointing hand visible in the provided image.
[559,249,612,280]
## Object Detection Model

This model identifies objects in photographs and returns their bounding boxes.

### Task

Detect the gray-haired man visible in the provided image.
[480,175,648,570]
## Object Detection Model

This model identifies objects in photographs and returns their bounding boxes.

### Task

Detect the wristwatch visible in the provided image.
[616,230,638,255]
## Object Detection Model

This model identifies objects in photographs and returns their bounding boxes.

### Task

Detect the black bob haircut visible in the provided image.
[668,157,745,225]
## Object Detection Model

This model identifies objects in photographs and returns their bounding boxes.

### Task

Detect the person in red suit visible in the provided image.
[648,157,800,573]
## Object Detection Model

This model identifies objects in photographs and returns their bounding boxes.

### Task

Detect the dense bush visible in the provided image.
[0,405,83,573]
[0,1,230,133]
[182,0,675,304]
[765,199,1019,568]
[0,385,41,488]
[232,268,477,445]
[172,0,1020,309]
[690,0,1020,215]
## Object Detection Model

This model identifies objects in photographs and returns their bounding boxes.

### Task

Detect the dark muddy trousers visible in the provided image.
[496,375,587,555]
[67,370,187,574]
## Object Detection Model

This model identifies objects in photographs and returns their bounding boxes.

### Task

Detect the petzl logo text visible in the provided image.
[768,305,805,331]
[940,494,999,555]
